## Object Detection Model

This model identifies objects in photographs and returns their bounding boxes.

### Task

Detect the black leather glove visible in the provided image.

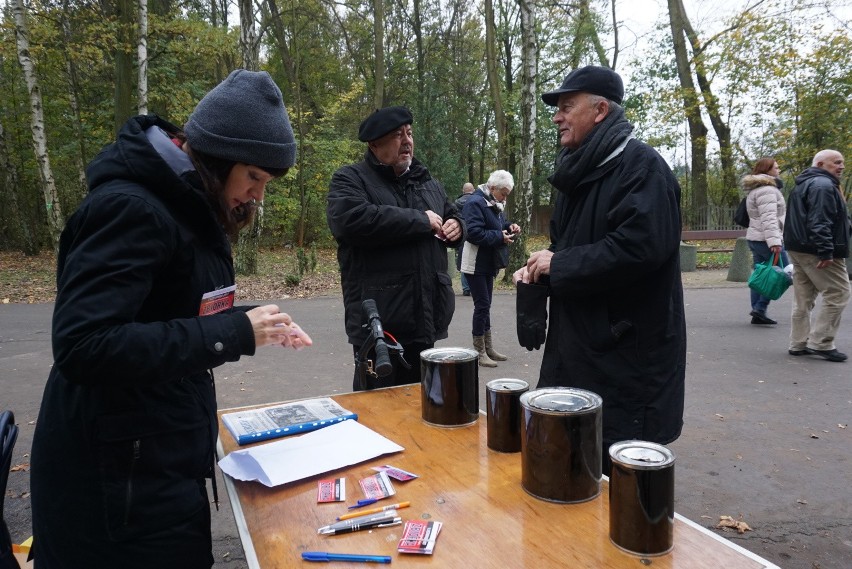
[516,281,549,351]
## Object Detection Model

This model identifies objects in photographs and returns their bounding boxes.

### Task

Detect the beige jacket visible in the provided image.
[743,173,786,248]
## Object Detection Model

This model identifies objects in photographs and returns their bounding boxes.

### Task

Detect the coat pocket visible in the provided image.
[362,273,417,337]
[95,412,210,541]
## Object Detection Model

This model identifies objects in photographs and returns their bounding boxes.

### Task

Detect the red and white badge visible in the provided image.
[199,285,236,316]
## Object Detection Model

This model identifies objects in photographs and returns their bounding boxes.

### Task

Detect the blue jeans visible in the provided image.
[748,240,788,315]
[467,273,494,336]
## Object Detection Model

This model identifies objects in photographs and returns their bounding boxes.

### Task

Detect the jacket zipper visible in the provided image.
[124,439,141,525]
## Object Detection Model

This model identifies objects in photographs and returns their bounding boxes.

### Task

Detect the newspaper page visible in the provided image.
[222,397,357,445]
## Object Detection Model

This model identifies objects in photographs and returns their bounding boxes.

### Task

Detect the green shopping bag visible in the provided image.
[747,252,791,300]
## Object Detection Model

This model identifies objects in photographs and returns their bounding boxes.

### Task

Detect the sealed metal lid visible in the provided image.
[420,347,478,363]
[486,378,529,393]
[609,440,675,470]
[519,387,602,415]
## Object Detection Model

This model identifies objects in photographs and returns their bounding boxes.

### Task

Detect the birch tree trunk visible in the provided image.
[506,0,536,281]
[13,0,64,250]
[372,0,384,108]
[484,0,508,168]
[138,0,148,115]
[667,0,708,220]
[234,0,261,275]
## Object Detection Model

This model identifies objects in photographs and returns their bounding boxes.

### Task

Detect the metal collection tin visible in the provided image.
[420,347,479,427]
[485,379,529,452]
[608,441,676,556]
[519,387,602,503]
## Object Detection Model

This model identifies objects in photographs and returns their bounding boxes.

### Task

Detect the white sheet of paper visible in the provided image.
[218,419,404,487]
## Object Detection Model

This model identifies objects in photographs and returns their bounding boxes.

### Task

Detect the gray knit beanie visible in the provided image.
[184,69,297,170]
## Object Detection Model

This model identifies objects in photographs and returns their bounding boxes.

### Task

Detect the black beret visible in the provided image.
[541,66,624,106]
[358,106,413,142]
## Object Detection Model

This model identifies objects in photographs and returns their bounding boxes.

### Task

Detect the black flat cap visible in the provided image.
[541,66,624,106]
[358,106,413,142]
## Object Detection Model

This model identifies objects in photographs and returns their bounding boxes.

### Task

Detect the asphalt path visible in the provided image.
[2,282,851,568]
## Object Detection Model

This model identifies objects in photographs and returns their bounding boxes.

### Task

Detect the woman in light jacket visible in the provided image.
[743,157,788,325]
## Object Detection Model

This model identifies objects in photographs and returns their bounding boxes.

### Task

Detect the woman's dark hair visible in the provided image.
[752,157,776,175]
[177,134,288,236]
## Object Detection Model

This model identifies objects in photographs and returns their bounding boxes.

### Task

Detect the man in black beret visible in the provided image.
[327,106,465,390]
[515,65,686,474]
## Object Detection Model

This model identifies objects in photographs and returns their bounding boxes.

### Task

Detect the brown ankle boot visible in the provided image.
[484,330,508,361]
[473,335,497,367]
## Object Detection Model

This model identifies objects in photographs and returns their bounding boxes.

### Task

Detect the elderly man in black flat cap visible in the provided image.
[327,106,464,390]
[514,65,686,473]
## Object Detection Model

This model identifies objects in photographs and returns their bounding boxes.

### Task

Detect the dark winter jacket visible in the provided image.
[539,138,686,447]
[460,187,511,276]
[327,151,463,346]
[783,167,850,260]
[31,115,256,568]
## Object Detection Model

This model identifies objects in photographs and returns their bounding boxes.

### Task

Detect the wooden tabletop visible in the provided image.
[217,385,778,568]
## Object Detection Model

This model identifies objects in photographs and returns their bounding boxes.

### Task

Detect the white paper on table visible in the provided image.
[218,419,404,487]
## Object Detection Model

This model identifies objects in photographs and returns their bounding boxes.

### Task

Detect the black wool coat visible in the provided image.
[539,139,686,448]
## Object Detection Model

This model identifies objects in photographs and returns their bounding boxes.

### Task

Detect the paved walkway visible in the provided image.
[1,274,850,568]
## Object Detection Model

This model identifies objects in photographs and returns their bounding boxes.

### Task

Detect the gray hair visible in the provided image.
[813,149,842,167]
[486,169,515,191]
[588,94,621,115]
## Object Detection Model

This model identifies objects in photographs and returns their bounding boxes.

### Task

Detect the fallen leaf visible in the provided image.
[839,424,847,429]
[716,515,752,534]
[796,499,808,504]
[10,463,29,472]
[715,414,725,420]
[810,434,819,439]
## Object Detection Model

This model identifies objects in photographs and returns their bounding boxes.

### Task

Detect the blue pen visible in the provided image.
[301,552,392,564]
[348,498,378,509]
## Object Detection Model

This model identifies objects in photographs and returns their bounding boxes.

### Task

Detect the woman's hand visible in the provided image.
[247,305,313,350]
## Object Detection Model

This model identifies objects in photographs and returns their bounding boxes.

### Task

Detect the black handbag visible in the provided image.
[734,197,749,228]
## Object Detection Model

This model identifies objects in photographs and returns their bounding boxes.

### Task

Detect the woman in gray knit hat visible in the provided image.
[31,69,311,569]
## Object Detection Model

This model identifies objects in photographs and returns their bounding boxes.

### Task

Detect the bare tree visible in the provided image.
[507,0,537,280]
[0,119,37,254]
[114,0,135,135]
[12,0,64,250]
[60,0,88,199]
[667,0,708,218]
[234,0,262,275]
[138,0,149,114]
[484,0,508,168]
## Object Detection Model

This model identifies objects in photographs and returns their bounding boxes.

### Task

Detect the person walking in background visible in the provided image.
[30,70,313,569]
[515,66,685,474]
[460,170,521,367]
[327,106,464,389]
[784,149,850,362]
[743,157,788,325]
[454,182,476,296]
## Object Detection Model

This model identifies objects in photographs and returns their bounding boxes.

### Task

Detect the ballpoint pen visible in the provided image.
[318,511,402,536]
[337,501,410,521]
[347,498,379,510]
[301,552,392,564]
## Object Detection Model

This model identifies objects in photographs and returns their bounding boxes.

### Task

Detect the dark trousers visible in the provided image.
[747,240,789,315]
[468,273,494,336]
[352,342,432,391]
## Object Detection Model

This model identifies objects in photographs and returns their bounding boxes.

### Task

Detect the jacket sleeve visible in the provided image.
[548,148,682,296]
[755,187,783,248]
[806,180,841,259]
[52,192,255,387]
[327,165,434,248]
[462,197,503,247]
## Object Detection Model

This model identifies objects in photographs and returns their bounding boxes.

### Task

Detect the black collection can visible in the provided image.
[520,387,602,503]
[485,379,529,452]
[420,347,479,427]
[608,441,676,556]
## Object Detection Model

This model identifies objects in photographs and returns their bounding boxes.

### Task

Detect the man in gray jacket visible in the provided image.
[783,149,849,362]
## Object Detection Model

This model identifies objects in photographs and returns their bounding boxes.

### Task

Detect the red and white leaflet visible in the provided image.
[372,464,419,481]
[316,478,345,503]
[358,470,396,500]
[397,520,443,555]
